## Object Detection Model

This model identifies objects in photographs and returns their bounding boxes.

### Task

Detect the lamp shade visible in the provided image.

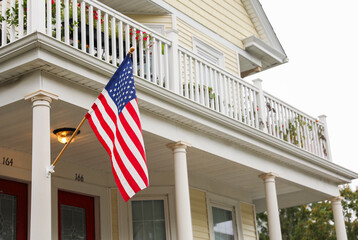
[53,128,80,144]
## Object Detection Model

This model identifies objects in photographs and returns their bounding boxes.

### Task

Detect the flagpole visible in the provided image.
[47,47,136,176]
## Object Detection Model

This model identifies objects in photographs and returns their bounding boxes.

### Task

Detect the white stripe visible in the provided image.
[126,100,145,149]
[96,95,147,189]
[89,109,135,197]
[120,105,148,177]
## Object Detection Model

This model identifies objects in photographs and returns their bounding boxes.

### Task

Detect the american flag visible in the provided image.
[86,54,148,201]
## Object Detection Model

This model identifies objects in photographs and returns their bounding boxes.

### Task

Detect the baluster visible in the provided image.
[273,100,279,137]
[131,28,137,71]
[214,71,219,112]
[145,36,150,81]
[118,21,123,63]
[237,83,243,123]
[96,9,101,58]
[178,51,183,95]
[80,2,86,52]
[249,89,255,128]
[224,76,230,116]
[277,103,283,140]
[46,0,52,36]
[9,0,15,42]
[189,56,194,100]
[64,0,69,44]
[152,38,157,84]
[125,24,130,55]
[232,81,238,120]
[158,40,163,87]
[111,17,117,66]
[227,78,233,117]
[183,53,188,98]
[104,13,109,62]
[1,0,7,46]
[199,62,204,105]
[56,0,61,40]
[253,90,259,129]
[18,0,24,37]
[217,73,223,114]
[244,86,250,125]
[164,44,169,89]
[88,5,94,55]
[72,0,78,48]
[194,60,199,102]
[139,30,144,78]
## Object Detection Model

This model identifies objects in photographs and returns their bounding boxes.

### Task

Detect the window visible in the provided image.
[193,37,225,67]
[0,178,28,240]
[131,199,167,240]
[212,206,235,240]
[208,193,239,240]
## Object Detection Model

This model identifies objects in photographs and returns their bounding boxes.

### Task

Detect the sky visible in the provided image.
[246,0,358,185]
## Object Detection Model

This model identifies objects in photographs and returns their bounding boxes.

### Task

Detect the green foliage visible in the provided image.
[257,186,358,240]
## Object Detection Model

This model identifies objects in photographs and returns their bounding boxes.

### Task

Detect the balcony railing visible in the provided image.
[0,0,331,160]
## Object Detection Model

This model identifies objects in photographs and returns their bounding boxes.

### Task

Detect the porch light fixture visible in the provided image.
[53,128,80,144]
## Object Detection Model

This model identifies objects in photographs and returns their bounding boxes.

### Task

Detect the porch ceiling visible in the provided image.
[0,99,306,204]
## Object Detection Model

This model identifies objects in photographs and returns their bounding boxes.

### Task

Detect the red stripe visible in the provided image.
[93,103,141,193]
[119,113,146,161]
[88,113,130,201]
[114,111,148,186]
[126,101,142,130]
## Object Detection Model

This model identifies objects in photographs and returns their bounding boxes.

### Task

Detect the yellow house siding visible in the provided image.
[164,0,259,45]
[125,14,172,32]
[240,202,258,240]
[190,188,210,240]
[177,19,239,75]
[110,189,119,240]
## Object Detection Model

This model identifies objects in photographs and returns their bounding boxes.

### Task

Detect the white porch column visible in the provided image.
[259,172,282,240]
[330,196,348,240]
[25,90,58,240]
[167,141,193,240]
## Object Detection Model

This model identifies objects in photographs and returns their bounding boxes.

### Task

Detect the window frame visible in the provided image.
[207,193,241,240]
[193,37,225,67]
[128,195,171,240]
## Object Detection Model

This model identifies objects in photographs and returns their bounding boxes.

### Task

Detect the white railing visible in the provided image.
[179,47,260,130]
[47,0,171,88]
[263,92,329,159]
[0,0,171,89]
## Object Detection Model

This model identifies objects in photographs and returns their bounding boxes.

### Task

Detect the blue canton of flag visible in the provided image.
[86,54,149,201]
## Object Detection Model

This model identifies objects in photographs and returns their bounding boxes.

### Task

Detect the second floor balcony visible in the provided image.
[0,0,331,161]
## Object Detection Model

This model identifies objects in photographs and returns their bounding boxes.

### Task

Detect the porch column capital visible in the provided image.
[24,90,59,104]
[167,140,192,151]
[329,196,344,203]
[259,172,279,181]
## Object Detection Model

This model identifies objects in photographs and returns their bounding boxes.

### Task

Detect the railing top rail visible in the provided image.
[178,46,259,91]
[263,91,324,125]
[81,0,172,45]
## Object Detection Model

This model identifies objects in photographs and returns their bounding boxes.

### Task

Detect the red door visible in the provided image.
[58,190,95,240]
[0,178,28,240]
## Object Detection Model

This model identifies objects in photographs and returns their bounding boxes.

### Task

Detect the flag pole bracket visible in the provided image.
[46,164,55,177]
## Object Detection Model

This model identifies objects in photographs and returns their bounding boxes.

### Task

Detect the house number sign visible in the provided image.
[2,157,14,166]
[74,173,84,182]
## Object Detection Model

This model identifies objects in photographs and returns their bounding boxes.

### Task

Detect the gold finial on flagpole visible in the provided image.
[129,47,135,54]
